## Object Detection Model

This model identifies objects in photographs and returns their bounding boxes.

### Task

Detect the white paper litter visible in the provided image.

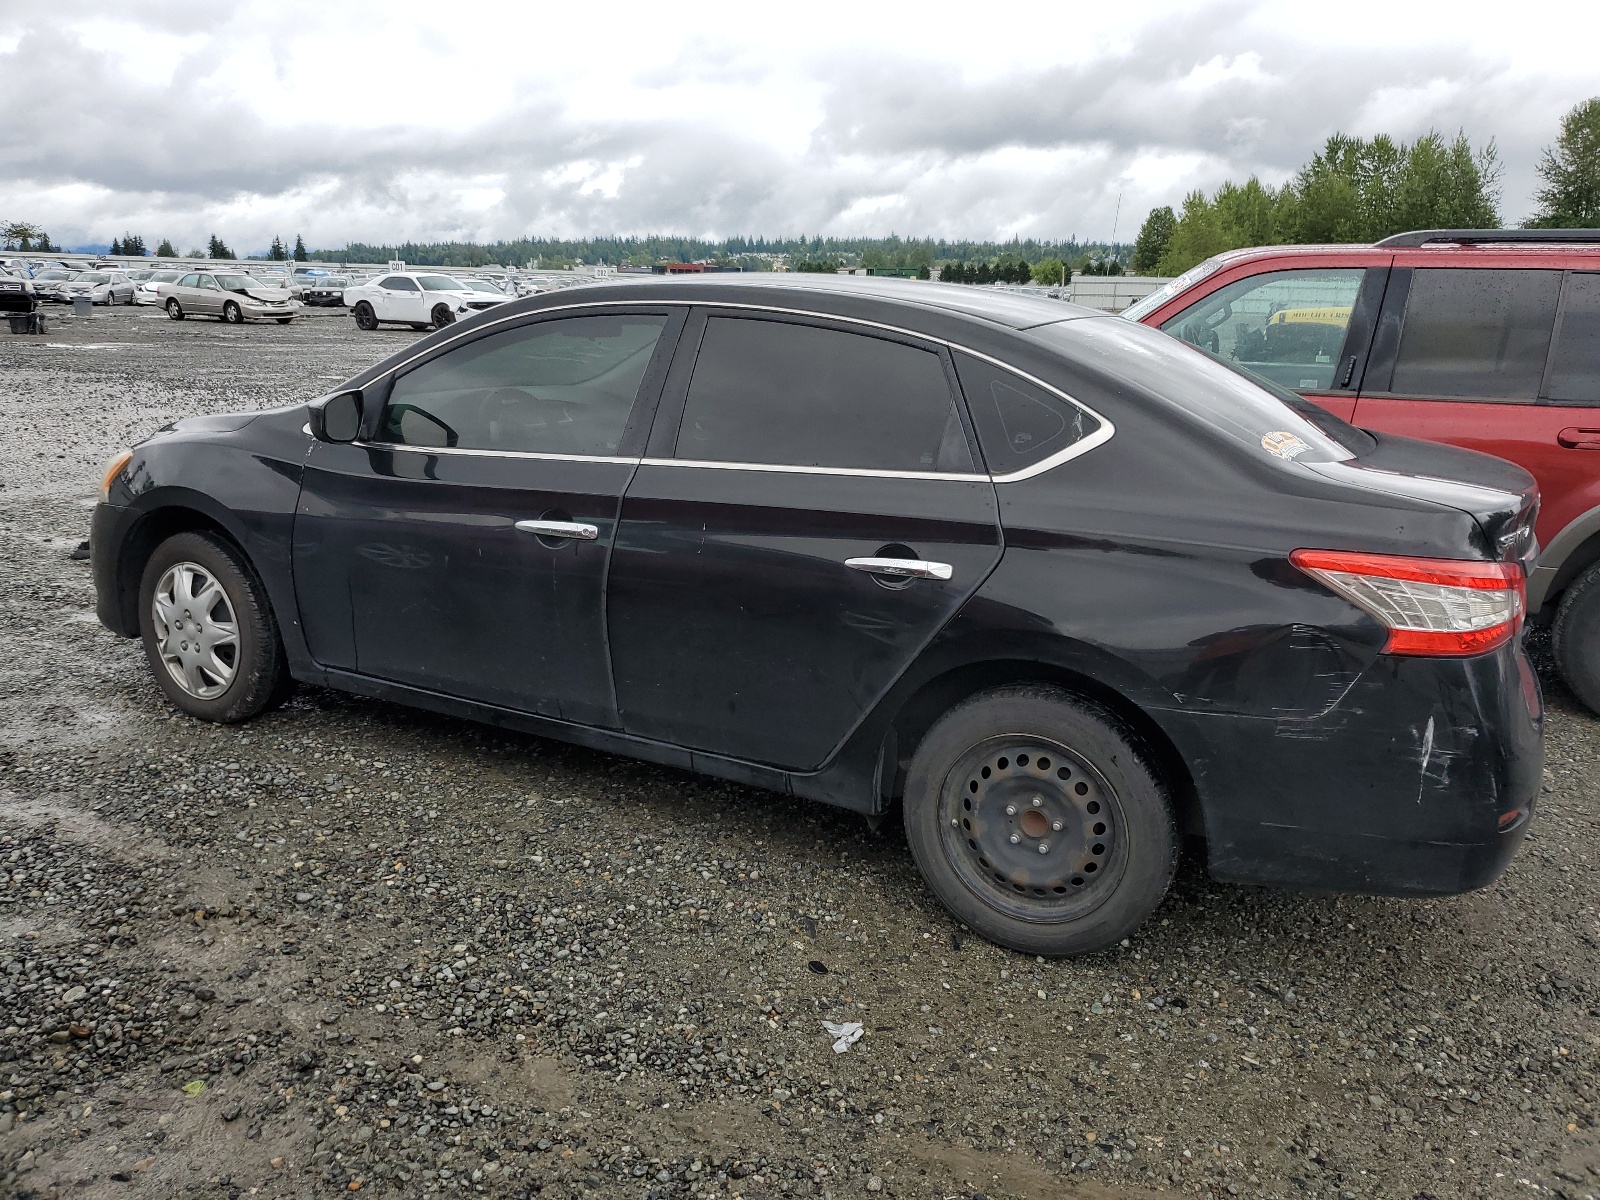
[822,1020,864,1053]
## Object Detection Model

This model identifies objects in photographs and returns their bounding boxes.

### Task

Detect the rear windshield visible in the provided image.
[1030,317,1368,464]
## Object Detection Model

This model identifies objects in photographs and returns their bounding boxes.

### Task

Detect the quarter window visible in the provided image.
[378,314,668,456]
[953,352,1100,475]
[1160,269,1366,393]
[1391,269,1561,400]
[674,317,975,473]
[1547,273,1600,403]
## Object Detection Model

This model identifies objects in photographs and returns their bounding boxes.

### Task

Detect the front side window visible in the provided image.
[379,314,668,456]
[1391,269,1561,400]
[379,276,419,292]
[197,275,218,290]
[1545,273,1600,403]
[1161,269,1366,393]
[674,317,975,473]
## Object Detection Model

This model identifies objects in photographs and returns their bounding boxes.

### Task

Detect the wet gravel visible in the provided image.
[1,305,1597,1200]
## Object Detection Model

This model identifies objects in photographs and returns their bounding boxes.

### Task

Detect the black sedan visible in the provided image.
[90,275,1542,955]
[301,276,351,307]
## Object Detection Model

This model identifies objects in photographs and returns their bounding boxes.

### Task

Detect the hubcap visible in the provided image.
[938,736,1125,923]
[151,562,239,700]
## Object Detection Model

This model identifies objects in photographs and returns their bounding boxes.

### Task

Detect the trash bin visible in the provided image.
[73,295,93,318]
[7,312,45,334]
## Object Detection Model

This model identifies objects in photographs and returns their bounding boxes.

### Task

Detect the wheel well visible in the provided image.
[885,660,1205,842]
[1548,529,1600,609]
[111,507,243,634]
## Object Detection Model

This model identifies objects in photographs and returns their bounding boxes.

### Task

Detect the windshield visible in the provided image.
[418,275,464,292]
[1030,317,1363,465]
[150,272,182,282]
[36,271,72,280]
[215,274,274,291]
[77,273,110,284]
[1119,256,1230,324]
[465,280,504,293]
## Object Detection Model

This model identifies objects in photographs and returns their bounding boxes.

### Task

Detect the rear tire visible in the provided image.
[903,685,1178,956]
[137,531,291,723]
[166,298,184,320]
[353,302,379,331]
[1553,560,1600,716]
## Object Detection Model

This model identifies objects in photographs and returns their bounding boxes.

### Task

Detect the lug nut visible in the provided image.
[1038,843,1050,854]
[1009,834,1020,844]
[1032,797,1043,807]
[1052,820,1063,831]
[1005,805,1016,816]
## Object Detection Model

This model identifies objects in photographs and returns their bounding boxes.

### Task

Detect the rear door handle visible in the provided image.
[844,557,953,581]
[514,519,598,540]
[1557,427,1600,450]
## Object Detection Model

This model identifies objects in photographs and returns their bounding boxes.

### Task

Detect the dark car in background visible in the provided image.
[1125,229,1600,714]
[90,276,1541,955]
[301,276,351,307]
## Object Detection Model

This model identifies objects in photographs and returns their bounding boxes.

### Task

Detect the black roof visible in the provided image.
[510,273,1099,332]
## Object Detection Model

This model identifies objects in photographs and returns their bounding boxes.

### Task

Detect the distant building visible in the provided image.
[650,263,743,274]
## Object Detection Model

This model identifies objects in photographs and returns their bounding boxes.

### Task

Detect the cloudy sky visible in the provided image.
[1,1,1594,253]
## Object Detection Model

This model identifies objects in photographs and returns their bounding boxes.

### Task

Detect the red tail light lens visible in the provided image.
[1290,549,1525,657]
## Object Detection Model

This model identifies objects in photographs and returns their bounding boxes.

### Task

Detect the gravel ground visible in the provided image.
[1,305,1597,1200]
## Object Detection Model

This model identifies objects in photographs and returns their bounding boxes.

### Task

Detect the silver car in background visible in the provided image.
[157,271,296,324]
[58,271,137,306]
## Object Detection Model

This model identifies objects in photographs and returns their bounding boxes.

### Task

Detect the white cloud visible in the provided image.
[0,0,1592,250]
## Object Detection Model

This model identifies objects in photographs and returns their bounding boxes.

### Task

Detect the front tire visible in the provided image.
[430,303,455,329]
[353,301,379,331]
[903,685,1178,956]
[137,531,291,723]
[1553,560,1600,716]
[166,298,185,320]
[275,317,292,325]
[223,300,244,324]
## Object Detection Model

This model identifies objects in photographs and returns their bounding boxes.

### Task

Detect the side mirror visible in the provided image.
[312,391,363,443]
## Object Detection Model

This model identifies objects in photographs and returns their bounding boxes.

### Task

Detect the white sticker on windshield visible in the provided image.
[1261,431,1311,460]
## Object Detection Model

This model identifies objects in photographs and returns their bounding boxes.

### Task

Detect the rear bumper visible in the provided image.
[1155,642,1543,895]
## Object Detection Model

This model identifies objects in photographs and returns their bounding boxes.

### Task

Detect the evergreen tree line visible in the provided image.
[1130,99,1600,276]
[942,259,1033,285]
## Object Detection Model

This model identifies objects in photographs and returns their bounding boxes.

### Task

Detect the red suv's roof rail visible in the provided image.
[1375,228,1600,248]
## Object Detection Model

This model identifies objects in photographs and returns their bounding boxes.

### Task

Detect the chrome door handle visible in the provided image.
[845,557,953,581]
[514,519,599,541]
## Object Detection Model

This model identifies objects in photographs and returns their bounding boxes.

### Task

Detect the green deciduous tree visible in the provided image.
[1031,258,1068,286]
[208,235,234,260]
[1156,130,1501,275]
[2,221,46,250]
[1131,206,1174,274]
[1528,97,1600,227]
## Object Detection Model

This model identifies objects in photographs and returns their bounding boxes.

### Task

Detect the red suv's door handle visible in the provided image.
[1557,427,1600,450]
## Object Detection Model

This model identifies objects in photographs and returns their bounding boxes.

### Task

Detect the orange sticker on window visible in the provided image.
[1261,431,1310,460]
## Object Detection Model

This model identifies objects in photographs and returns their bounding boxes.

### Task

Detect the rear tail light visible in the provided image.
[1290,549,1525,657]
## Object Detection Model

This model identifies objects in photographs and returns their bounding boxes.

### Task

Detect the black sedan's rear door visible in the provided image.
[605,308,1002,771]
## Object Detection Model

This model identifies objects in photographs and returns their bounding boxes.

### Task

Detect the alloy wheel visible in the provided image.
[150,562,239,700]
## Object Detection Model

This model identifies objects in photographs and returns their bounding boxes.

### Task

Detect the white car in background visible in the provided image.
[135,270,185,305]
[343,271,512,331]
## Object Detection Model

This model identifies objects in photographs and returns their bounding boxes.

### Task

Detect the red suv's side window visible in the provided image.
[1385,269,1561,399]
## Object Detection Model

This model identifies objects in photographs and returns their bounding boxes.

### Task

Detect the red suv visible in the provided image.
[1125,229,1600,713]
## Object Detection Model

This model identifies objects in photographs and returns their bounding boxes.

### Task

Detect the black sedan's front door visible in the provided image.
[292,309,681,724]
[605,310,1002,770]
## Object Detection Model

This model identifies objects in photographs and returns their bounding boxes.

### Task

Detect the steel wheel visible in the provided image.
[150,561,239,700]
[938,734,1128,924]
[166,298,185,320]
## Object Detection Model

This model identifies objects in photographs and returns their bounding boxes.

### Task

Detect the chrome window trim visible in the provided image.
[356,441,636,466]
[361,298,1117,482]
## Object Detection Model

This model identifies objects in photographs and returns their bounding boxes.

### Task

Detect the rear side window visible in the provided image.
[953,352,1100,475]
[1391,269,1561,400]
[379,315,668,455]
[674,317,975,473]
[1547,273,1600,403]
[1160,269,1365,392]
